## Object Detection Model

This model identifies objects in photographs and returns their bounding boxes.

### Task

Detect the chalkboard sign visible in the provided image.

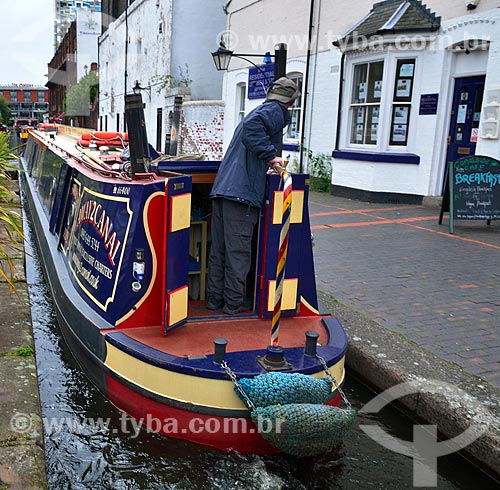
[441,155,500,233]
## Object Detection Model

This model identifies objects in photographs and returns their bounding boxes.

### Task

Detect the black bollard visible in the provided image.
[213,338,228,363]
[257,344,292,371]
[304,331,320,356]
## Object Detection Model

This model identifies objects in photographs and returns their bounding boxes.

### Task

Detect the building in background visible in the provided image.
[55,0,102,48]
[47,10,100,127]
[99,0,226,159]
[221,0,500,203]
[0,84,49,125]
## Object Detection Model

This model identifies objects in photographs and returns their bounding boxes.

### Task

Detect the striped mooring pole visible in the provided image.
[270,170,292,347]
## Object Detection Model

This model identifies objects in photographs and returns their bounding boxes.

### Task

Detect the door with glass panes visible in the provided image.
[443,76,485,191]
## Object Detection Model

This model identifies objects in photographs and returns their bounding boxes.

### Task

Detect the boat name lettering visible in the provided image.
[113,186,130,196]
[77,200,122,266]
[173,182,184,190]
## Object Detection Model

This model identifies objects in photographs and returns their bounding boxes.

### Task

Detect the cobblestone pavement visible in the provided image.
[308,192,500,388]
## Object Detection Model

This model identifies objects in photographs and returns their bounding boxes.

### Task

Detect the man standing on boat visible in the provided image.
[207,77,300,315]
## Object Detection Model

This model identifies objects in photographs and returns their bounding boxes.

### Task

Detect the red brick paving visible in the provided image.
[309,192,500,389]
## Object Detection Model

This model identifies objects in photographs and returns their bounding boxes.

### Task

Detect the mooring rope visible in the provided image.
[271,170,292,347]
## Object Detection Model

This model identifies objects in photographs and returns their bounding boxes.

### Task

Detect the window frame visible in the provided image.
[343,51,420,153]
[236,82,246,123]
[285,72,303,141]
[348,60,385,146]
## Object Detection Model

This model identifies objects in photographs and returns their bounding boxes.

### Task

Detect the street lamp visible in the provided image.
[132,80,151,99]
[211,43,287,83]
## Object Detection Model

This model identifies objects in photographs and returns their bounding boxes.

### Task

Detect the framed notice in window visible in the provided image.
[392,124,407,143]
[393,106,409,125]
[389,59,416,145]
[390,105,411,146]
[396,79,411,98]
[393,59,415,102]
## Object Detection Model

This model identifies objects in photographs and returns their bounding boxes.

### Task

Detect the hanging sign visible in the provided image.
[248,63,275,99]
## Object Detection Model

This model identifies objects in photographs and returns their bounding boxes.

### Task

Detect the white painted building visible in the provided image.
[98,0,226,159]
[222,0,500,203]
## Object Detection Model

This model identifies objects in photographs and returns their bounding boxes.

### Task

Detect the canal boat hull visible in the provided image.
[21,128,348,454]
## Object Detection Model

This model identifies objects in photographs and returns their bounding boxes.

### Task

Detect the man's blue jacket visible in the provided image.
[210,100,290,208]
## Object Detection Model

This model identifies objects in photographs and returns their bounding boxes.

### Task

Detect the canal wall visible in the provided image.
[0,174,47,489]
[319,291,500,480]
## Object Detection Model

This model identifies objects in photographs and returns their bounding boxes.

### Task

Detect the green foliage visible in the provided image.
[150,65,192,95]
[0,132,23,292]
[301,146,331,192]
[16,345,34,356]
[176,64,192,88]
[0,96,11,124]
[65,70,99,116]
[150,73,173,95]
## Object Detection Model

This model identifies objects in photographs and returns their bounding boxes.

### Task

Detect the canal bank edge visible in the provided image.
[318,291,500,480]
[0,177,47,489]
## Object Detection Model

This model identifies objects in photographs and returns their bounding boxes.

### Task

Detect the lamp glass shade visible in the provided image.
[211,48,233,71]
[133,81,141,94]
[263,51,273,64]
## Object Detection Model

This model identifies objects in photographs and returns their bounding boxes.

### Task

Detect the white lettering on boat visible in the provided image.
[77,200,122,266]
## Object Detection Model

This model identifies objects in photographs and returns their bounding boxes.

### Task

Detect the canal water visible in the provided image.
[23,211,498,490]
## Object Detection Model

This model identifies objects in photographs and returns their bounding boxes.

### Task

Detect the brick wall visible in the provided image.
[180,101,225,160]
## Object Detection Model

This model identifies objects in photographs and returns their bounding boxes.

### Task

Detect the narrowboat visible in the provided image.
[20,96,349,455]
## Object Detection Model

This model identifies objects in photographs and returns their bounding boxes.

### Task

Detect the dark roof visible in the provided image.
[335,0,440,48]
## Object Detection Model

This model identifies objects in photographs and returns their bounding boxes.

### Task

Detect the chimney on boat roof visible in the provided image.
[124,93,151,176]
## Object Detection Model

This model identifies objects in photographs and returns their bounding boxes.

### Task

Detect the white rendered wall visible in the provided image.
[99,0,225,153]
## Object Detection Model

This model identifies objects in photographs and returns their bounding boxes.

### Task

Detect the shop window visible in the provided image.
[348,57,416,149]
[350,60,384,145]
[286,74,303,140]
[389,59,416,146]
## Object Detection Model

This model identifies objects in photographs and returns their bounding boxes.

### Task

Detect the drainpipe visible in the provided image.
[124,2,129,96]
[299,0,315,173]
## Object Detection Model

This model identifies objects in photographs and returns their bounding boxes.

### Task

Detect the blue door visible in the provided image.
[443,75,485,192]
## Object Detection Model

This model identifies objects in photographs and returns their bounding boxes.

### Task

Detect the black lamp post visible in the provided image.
[211,43,287,83]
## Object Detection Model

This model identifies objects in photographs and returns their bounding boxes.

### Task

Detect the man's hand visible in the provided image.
[268,157,286,174]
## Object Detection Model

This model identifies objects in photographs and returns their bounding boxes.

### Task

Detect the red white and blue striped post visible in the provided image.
[271,170,292,347]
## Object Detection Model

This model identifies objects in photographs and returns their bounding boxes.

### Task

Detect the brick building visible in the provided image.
[47,9,100,127]
[0,84,49,125]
